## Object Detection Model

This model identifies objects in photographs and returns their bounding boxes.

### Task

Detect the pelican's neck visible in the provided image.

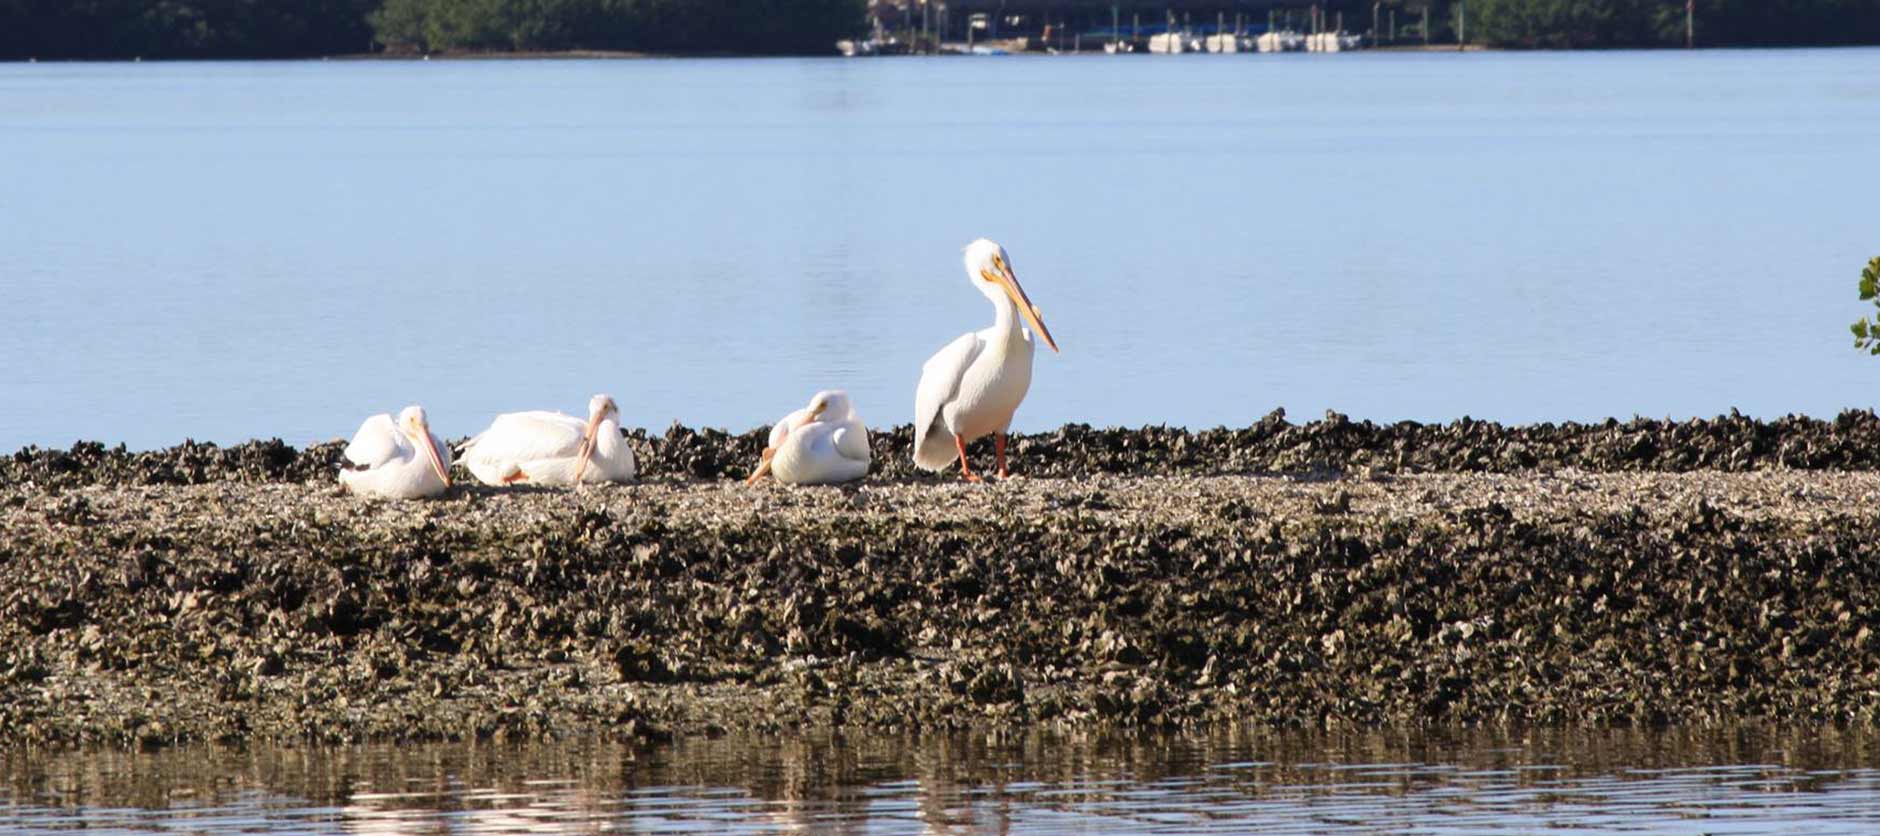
[988,287,1022,341]
[593,417,623,455]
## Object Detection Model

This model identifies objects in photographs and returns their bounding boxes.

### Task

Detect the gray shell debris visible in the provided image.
[4,415,1880,748]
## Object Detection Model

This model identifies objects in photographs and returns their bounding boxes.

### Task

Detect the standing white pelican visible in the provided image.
[338,405,452,499]
[456,394,635,486]
[747,390,870,486]
[914,239,1059,481]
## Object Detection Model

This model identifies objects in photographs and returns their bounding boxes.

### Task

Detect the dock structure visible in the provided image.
[862,0,1365,54]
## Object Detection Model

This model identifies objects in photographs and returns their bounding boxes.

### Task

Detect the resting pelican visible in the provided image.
[338,405,452,499]
[456,394,635,486]
[914,239,1059,481]
[746,390,870,486]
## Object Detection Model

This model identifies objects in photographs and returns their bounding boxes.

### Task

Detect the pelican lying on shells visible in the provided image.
[747,390,870,486]
[914,239,1059,481]
[338,405,452,499]
[457,394,635,486]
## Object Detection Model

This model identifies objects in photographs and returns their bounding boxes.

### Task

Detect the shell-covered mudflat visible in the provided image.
[4,474,1880,746]
[4,414,1880,748]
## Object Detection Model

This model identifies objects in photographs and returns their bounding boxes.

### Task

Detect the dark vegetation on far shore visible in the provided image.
[0,0,866,60]
[3,0,1879,60]
[1462,0,1880,48]
[368,0,866,55]
[0,0,381,60]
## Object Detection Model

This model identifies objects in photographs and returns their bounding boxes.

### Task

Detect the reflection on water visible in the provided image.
[6,726,1880,833]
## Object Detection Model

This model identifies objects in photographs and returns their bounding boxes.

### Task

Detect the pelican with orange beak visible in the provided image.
[338,405,453,499]
[746,389,870,486]
[914,239,1060,481]
[457,394,635,487]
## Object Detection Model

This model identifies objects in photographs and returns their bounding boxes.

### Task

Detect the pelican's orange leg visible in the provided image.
[955,435,982,483]
[996,433,1009,479]
[503,469,529,485]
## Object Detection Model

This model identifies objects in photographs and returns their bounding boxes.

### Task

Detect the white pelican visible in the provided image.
[746,389,870,486]
[913,239,1059,481]
[455,394,635,486]
[338,405,452,499]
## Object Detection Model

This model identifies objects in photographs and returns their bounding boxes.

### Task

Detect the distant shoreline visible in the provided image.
[5,49,777,63]
[344,48,660,60]
[14,41,1880,64]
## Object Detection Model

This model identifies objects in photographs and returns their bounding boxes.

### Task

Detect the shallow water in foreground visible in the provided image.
[6,726,1880,833]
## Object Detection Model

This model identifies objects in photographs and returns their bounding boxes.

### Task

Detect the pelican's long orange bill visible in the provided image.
[746,448,777,485]
[983,267,1059,353]
[419,431,452,487]
[574,412,603,483]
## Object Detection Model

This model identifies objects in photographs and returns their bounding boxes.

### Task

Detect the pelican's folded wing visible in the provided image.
[832,419,871,464]
[916,334,982,438]
[344,413,408,469]
[768,408,810,449]
[460,411,585,465]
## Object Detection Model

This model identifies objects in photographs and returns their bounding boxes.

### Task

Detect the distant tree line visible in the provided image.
[0,0,379,59]
[0,0,866,59]
[1458,0,1880,48]
[370,0,867,53]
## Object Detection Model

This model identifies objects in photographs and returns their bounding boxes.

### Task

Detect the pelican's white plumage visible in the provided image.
[913,239,1059,480]
[338,405,452,499]
[457,394,635,486]
[747,390,870,486]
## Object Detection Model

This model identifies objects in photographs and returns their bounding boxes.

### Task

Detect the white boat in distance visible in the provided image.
[1203,33,1254,53]
[1306,31,1364,52]
[1148,31,1205,53]
[1147,31,1186,53]
[1256,30,1306,52]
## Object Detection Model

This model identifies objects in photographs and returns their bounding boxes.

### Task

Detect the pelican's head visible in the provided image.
[398,405,451,487]
[398,405,429,436]
[963,238,1058,353]
[588,394,619,423]
[575,394,619,483]
[803,389,853,425]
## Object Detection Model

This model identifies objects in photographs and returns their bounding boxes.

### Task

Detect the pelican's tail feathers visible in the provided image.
[455,432,483,458]
[913,426,957,471]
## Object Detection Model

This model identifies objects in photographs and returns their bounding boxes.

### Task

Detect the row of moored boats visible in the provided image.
[1122,30,1364,53]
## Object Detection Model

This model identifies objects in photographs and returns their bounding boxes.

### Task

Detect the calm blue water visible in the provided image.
[2,50,1877,450]
[5,727,1880,834]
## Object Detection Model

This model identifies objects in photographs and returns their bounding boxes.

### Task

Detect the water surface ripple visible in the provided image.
[6,726,1880,833]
